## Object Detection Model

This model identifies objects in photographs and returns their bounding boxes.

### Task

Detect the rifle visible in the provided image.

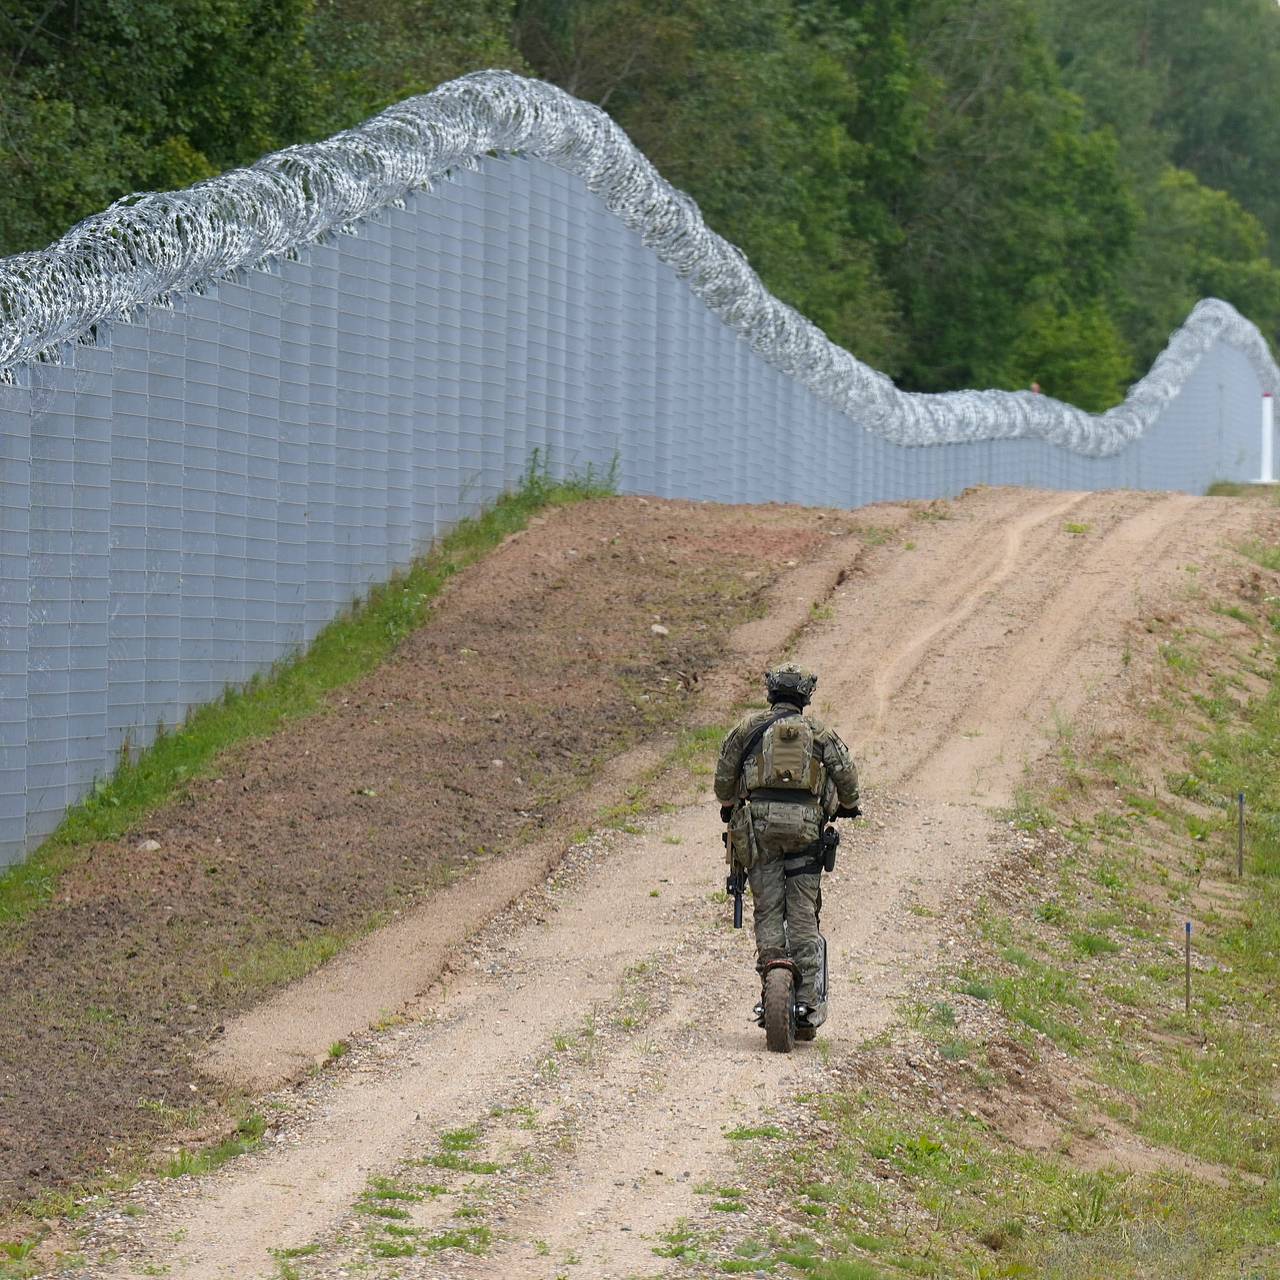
[722,818,746,928]
[726,865,746,928]
[722,798,760,929]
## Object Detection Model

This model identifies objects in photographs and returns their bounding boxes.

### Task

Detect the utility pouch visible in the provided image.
[729,804,758,869]
[762,803,808,844]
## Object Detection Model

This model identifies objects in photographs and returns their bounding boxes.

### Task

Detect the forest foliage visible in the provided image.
[2,0,1278,407]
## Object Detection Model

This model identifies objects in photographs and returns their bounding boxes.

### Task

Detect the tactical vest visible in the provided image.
[746,715,824,798]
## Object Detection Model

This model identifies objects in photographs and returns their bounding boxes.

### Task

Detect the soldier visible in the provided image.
[715,663,860,1035]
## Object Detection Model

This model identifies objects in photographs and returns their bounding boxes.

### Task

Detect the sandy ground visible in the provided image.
[75,486,1266,1279]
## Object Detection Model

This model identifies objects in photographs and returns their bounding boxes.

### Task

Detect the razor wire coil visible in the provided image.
[0,69,1276,456]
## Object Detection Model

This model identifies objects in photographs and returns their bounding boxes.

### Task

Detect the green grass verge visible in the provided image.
[0,456,613,928]
[1205,480,1280,500]
[762,1095,1280,1279]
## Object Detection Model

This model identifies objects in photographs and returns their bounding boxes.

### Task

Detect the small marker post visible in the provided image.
[1184,921,1192,1016]
[1237,792,1246,878]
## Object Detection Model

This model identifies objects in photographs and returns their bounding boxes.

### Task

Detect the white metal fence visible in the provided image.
[0,72,1276,864]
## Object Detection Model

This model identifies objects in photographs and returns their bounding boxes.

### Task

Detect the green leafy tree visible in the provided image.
[1001,298,1133,411]
[0,0,321,253]
[307,0,520,133]
[1121,168,1280,367]
[886,0,1135,392]
[1155,0,1280,250]
[0,0,522,255]
[4,0,1274,415]
[1033,0,1280,359]
[516,0,907,368]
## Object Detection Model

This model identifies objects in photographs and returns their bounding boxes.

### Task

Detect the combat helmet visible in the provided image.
[765,662,817,707]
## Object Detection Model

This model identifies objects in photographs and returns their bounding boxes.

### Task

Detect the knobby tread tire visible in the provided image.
[763,967,796,1053]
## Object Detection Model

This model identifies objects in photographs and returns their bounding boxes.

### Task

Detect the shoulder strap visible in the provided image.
[737,707,801,781]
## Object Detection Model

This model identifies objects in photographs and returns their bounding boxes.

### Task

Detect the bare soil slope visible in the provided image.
[0,497,847,1206]
[61,487,1274,1279]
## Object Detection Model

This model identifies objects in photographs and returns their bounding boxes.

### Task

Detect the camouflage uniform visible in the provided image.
[715,696,859,1027]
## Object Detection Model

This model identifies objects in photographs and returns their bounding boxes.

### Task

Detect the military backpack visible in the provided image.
[745,712,824,798]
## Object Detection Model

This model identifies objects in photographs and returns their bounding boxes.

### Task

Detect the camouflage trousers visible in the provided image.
[747,853,826,1027]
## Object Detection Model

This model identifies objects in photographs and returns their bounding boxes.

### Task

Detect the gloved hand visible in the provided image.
[835,804,862,820]
[720,804,735,823]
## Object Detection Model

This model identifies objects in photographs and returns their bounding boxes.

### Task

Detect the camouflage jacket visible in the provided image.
[714,704,860,814]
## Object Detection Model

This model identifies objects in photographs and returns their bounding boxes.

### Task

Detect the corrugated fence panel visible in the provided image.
[0,153,1273,864]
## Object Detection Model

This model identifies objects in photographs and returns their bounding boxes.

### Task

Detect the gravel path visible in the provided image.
[75,487,1266,1278]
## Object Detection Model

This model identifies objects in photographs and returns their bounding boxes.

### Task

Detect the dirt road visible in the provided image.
[81,487,1263,1278]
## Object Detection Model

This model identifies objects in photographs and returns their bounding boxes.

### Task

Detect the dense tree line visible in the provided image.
[2,0,1277,407]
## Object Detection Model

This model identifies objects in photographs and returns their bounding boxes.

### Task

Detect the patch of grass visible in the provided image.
[417,1130,502,1176]
[214,932,350,1001]
[371,1238,415,1257]
[725,1125,786,1141]
[986,946,1085,1049]
[1036,900,1070,925]
[327,1040,349,1061]
[856,525,895,546]
[0,454,614,929]
[653,1221,706,1260]
[938,1038,975,1062]
[367,1176,422,1203]
[1206,480,1280,499]
[1004,788,1057,832]
[136,1098,204,1129]
[1070,931,1121,957]
[1238,538,1280,571]
[0,1238,39,1279]
[928,1000,956,1028]
[1064,521,1091,535]
[422,1151,502,1174]
[957,976,994,1001]
[711,1186,746,1212]
[270,1244,321,1260]
[1159,640,1199,674]
[422,1225,491,1255]
[158,1113,265,1179]
[440,1126,480,1151]
[1212,602,1255,625]
[670,723,730,773]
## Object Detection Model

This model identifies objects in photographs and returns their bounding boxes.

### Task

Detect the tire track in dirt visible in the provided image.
[870,490,1089,735]
[904,492,1205,802]
[80,487,1268,1279]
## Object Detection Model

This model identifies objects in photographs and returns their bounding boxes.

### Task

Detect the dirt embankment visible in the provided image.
[0,497,855,1208]
[47,484,1279,1280]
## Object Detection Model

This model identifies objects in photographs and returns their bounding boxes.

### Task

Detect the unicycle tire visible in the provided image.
[763,966,796,1053]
